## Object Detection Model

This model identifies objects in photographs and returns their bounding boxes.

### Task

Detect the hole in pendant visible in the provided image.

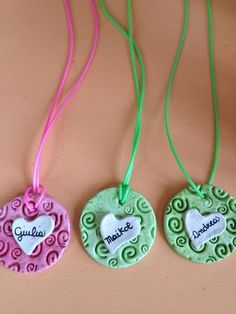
[24,185,45,211]
[203,194,213,208]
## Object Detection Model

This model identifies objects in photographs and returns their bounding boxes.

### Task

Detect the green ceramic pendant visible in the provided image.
[164,184,236,263]
[80,187,156,268]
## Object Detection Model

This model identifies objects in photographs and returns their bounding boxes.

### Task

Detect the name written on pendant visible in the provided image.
[104,222,134,244]
[192,216,221,239]
[14,226,46,242]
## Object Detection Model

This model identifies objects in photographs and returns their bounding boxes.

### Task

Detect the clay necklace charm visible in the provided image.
[80,0,156,269]
[163,0,236,263]
[0,0,99,273]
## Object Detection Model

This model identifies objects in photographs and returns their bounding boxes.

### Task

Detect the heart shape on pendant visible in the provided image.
[12,215,55,255]
[184,208,226,249]
[100,213,141,254]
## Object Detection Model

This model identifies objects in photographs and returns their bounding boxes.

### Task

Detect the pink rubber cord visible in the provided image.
[24,0,99,210]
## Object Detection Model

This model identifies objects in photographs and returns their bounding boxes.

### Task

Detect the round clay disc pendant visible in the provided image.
[80,187,156,268]
[164,184,236,263]
[0,194,70,273]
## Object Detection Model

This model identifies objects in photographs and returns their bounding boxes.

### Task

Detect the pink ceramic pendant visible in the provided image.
[0,194,70,273]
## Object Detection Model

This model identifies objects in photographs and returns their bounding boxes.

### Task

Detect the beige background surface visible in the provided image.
[0,0,236,313]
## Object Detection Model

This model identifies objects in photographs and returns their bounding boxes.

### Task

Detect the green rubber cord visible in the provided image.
[99,0,146,204]
[164,0,219,198]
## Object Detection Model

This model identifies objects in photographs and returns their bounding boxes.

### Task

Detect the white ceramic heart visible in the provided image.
[12,215,55,255]
[100,213,141,254]
[184,208,226,248]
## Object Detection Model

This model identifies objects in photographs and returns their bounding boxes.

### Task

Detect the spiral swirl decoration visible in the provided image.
[217,203,228,215]
[176,236,186,248]
[43,202,53,212]
[141,244,149,254]
[45,234,56,246]
[124,206,134,215]
[3,220,13,237]
[215,244,229,259]
[0,241,10,257]
[58,230,70,247]
[0,206,8,221]
[212,187,229,200]
[26,263,37,273]
[11,199,22,210]
[108,258,118,268]
[136,198,151,213]
[209,237,219,244]
[226,218,236,235]
[11,248,22,260]
[167,217,183,234]
[95,241,109,259]
[206,256,216,263]
[46,251,59,266]
[121,246,137,264]
[228,198,236,214]
[8,262,20,272]
[81,212,96,229]
[171,197,188,213]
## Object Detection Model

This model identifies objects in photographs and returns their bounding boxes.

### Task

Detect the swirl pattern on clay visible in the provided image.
[108,258,118,268]
[81,230,88,247]
[215,243,229,259]
[43,201,54,212]
[212,186,229,200]
[9,262,20,272]
[168,217,183,234]
[0,206,8,221]
[124,206,134,215]
[226,218,236,235]
[217,203,228,215]
[176,236,186,247]
[206,256,216,263]
[11,199,22,210]
[130,236,139,244]
[228,198,236,214]
[3,220,13,237]
[141,244,149,254]
[58,230,69,248]
[121,245,137,264]
[0,241,10,257]
[81,212,96,229]
[11,247,22,260]
[26,263,37,273]
[95,240,109,259]
[46,251,59,266]
[209,237,219,244]
[45,234,56,246]
[49,213,63,232]
[136,198,151,213]
[171,197,188,213]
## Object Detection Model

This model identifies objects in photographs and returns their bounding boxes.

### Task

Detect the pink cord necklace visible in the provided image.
[0,0,99,274]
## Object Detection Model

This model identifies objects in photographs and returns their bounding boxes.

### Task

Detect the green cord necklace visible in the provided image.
[164,0,236,263]
[80,0,156,269]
